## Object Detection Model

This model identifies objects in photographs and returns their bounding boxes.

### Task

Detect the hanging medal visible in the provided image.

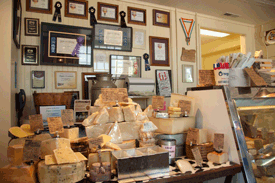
[179,18,195,46]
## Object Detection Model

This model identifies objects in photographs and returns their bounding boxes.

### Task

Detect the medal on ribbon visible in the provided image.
[53,2,62,22]
[179,18,195,46]
[89,7,97,26]
[120,11,127,28]
[143,53,150,71]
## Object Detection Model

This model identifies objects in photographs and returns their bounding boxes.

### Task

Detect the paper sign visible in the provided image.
[244,68,267,86]
[186,128,199,145]
[53,147,79,164]
[29,114,44,132]
[191,147,203,167]
[254,139,263,150]
[214,133,224,151]
[61,109,74,126]
[88,136,104,149]
[199,70,215,86]
[101,88,128,103]
[152,96,164,109]
[181,47,195,62]
[178,100,191,115]
[23,140,41,162]
[47,117,64,134]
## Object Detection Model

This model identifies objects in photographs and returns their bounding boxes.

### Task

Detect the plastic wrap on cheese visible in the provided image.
[144,105,154,117]
[108,107,124,122]
[137,112,149,121]
[122,106,137,122]
[93,107,109,124]
[108,122,123,144]
[82,112,98,127]
[135,104,143,116]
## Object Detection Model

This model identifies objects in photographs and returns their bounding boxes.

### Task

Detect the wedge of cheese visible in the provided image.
[135,104,143,115]
[82,112,98,127]
[116,140,136,149]
[108,122,123,144]
[137,112,149,121]
[40,138,71,159]
[144,105,154,117]
[104,142,121,150]
[123,106,137,122]
[59,127,79,140]
[207,151,229,164]
[0,164,36,183]
[53,147,80,165]
[93,107,109,124]
[7,145,24,166]
[89,106,102,115]
[20,124,35,136]
[108,107,124,122]
[8,127,29,138]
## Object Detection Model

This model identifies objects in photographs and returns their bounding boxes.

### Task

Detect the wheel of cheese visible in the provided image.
[38,160,86,183]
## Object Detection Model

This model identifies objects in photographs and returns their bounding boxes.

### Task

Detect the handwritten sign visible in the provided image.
[23,140,41,162]
[199,70,215,86]
[191,147,203,167]
[254,139,263,150]
[244,68,267,86]
[29,114,44,132]
[214,133,224,152]
[101,88,128,103]
[61,109,74,126]
[152,96,164,109]
[180,47,195,62]
[178,100,191,115]
[88,136,104,149]
[47,117,64,134]
[186,128,199,145]
[74,100,91,112]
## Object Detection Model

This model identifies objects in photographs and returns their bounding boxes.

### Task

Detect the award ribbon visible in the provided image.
[179,18,195,46]
[143,53,150,71]
[72,37,85,57]
[53,2,62,22]
[120,11,127,28]
[89,7,97,26]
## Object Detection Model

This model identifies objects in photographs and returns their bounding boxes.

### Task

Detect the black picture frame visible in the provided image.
[13,0,22,49]
[40,22,93,67]
[31,71,45,89]
[155,70,172,97]
[21,45,39,65]
[25,18,40,36]
[93,23,132,52]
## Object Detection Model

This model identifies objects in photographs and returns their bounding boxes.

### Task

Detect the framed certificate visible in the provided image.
[32,71,45,88]
[97,2,119,23]
[26,0,52,14]
[21,45,39,65]
[133,29,146,49]
[153,9,170,28]
[127,7,146,26]
[182,64,194,83]
[25,18,39,36]
[55,71,77,89]
[149,36,170,66]
[65,0,88,19]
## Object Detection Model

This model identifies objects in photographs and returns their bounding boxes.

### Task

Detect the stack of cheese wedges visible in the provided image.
[168,107,182,118]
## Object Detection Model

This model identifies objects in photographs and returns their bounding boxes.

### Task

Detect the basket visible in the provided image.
[186,142,214,160]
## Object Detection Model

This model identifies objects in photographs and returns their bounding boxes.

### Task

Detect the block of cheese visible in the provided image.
[108,122,123,144]
[135,104,143,115]
[137,112,149,121]
[116,140,136,149]
[108,107,124,122]
[98,134,112,146]
[8,127,29,138]
[40,138,71,159]
[186,128,208,145]
[53,147,80,164]
[20,124,35,136]
[38,160,86,183]
[168,107,181,112]
[9,138,26,147]
[82,112,98,127]
[89,106,102,115]
[144,105,154,117]
[170,93,195,116]
[7,145,24,166]
[75,152,87,161]
[59,127,79,140]
[93,107,109,124]
[207,151,229,164]
[88,152,111,169]
[0,164,36,183]
[198,129,208,144]
[45,155,57,165]
[123,106,137,122]
[32,133,52,142]
[104,142,121,150]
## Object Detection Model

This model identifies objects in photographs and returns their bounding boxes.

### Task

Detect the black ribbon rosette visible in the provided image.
[120,11,127,28]
[143,53,150,71]
[89,7,97,26]
[53,1,62,22]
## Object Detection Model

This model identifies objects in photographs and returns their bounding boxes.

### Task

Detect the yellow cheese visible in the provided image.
[168,107,181,112]
[108,107,124,122]
[40,138,71,159]
[7,145,24,166]
[9,138,26,147]
[93,107,109,124]
[53,147,80,164]
[45,155,57,165]
[59,127,79,140]
[99,134,112,146]
[20,124,35,136]
[103,142,121,150]
[169,114,181,118]
[9,127,29,138]
[75,152,87,161]
[82,112,98,127]
[122,106,137,122]
[88,152,111,169]
[32,133,52,142]
[0,164,36,183]
[168,111,182,115]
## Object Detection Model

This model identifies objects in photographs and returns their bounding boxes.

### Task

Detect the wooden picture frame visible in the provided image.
[21,45,39,65]
[133,29,146,49]
[97,2,119,23]
[25,18,40,36]
[31,71,45,89]
[26,0,52,14]
[65,0,88,19]
[153,9,170,28]
[55,71,77,89]
[182,64,194,83]
[149,36,170,66]
[13,0,22,49]
[127,7,146,26]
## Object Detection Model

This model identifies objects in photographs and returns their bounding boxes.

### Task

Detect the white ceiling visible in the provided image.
[137,0,275,25]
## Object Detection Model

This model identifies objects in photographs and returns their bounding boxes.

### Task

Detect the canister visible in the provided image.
[160,139,176,164]
[156,133,187,146]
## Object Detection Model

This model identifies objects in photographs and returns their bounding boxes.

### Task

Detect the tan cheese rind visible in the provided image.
[207,152,229,164]
[108,107,124,122]
[88,152,111,169]
[75,152,87,161]
[93,107,110,124]
[82,112,98,127]
[40,138,71,159]
[45,155,57,165]
[53,147,80,165]
[0,164,36,183]
[59,127,79,140]
[38,160,85,183]
[7,145,24,166]
[122,106,137,122]
[144,105,154,117]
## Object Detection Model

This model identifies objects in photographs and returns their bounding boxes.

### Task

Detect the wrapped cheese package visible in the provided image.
[82,112,98,127]
[93,107,109,125]
[137,112,149,121]
[122,106,137,122]
[135,104,143,116]
[144,105,154,117]
[108,122,123,144]
[108,107,124,122]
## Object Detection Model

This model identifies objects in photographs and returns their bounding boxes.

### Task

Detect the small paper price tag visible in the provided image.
[152,96,164,109]
[88,136,104,149]
[214,133,224,152]
[29,114,44,132]
[178,100,191,115]
[186,128,199,145]
[61,109,74,126]
[191,147,203,167]
[47,117,64,134]
[23,140,41,162]
[254,139,263,150]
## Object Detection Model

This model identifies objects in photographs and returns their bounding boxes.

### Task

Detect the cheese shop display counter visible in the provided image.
[1,89,245,183]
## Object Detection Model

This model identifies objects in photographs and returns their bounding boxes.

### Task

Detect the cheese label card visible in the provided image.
[152,96,164,109]
[61,109,74,126]
[191,147,203,167]
[53,147,80,164]
[214,133,224,152]
[199,70,215,86]
[23,140,41,162]
[254,139,263,150]
[29,114,44,132]
[178,100,191,115]
[88,136,104,149]
[186,128,199,145]
[101,88,128,102]
[244,68,267,86]
[47,117,64,134]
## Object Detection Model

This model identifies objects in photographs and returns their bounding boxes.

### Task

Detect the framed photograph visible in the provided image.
[94,52,109,73]
[133,29,146,49]
[65,0,88,19]
[25,18,40,36]
[31,71,45,88]
[13,0,22,49]
[127,7,146,26]
[26,0,52,14]
[40,22,93,67]
[93,23,132,52]
[182,64,194,83]
[149,36,170,66]
[110,55,141,78]
[155,70,172,97]
[153,9,170,28]
[97,2,119,23]
[55,71,77,89]
[21,45,39,65]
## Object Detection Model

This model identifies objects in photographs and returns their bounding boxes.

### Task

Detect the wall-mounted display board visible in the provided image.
[40,22,93,67]
[93,23,132,52]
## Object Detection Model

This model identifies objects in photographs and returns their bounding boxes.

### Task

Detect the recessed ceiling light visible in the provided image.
[200,29,230,37]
